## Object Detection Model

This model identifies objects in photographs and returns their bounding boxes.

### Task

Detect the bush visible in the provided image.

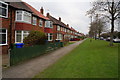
[23,31,47,46]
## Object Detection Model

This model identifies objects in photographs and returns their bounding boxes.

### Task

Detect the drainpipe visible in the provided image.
[8,7,13,66]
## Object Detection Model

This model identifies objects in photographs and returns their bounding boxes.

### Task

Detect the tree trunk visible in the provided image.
[98,31,101,39]
[110,1,115,46]
[110,18,114,46]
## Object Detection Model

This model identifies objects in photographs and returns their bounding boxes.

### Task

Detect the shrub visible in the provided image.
[23,31,47,46]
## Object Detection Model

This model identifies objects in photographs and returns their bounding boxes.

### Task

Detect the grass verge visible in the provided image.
[34,39,118,78]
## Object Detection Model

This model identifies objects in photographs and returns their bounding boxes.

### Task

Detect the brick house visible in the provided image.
[0,1,50,65]
[46,13,73,42]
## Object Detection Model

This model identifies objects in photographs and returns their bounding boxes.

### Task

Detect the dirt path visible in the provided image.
[3,40,85,78]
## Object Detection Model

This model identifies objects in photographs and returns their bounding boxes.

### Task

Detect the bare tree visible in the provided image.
[90,0,120,46]
[89,16,106,39]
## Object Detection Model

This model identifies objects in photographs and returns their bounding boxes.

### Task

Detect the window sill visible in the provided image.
[0,44,8,46]
[16,21,31,24]
[56,39,62,40]
[45,27,53,28]
[39,25,43,27]
[0,16,8,19]
[32,24,37,26]
[48,40,53,41]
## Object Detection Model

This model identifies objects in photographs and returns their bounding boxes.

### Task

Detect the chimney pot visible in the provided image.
[67,24,69,27]
[40,7,44,14]
[47,13,50,17]
[59,17,61,22]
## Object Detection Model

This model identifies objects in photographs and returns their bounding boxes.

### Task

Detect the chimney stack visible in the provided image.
[67,24,69,27]
[40,7,44,14]
[47,13,50,17]
[59,17,61,22]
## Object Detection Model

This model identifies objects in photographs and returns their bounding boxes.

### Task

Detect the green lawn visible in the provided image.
[35,39,118,78]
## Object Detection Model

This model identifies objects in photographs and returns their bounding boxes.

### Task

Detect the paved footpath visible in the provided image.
[3,40,86,78]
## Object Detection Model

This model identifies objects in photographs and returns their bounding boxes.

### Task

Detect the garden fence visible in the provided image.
[10,42,63,66]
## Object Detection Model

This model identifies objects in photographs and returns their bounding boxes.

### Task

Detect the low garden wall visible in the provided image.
[10,42,63,66]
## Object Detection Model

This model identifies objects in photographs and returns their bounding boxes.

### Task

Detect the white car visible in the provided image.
[106,37,110,41]
[113,38,120,43]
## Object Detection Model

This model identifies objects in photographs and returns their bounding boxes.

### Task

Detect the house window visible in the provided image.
[16,10,22,21]
[57,33,62,40]
[45,21,53,28]
[32,17,37,25]
[65,28,67,32]
[39,19,43,27]
[23,11,31,23]
[61,27,62,31]
[15,31,29,43]
[16,10,31,24]
[47,33,53,41]
[63,28,65,32]
[57,25,60,31]
[50,21,53,28]
[0,1,8,18]
[0,28,7,45]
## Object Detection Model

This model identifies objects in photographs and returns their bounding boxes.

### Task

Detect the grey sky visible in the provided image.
[22,0,93,34]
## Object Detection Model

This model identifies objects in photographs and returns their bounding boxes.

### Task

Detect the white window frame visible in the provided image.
[23,11,31,24]
[16,10,23,21]
[56,33,62,40]
[65,28,67,32]
[57,25,60,31]
[45,21,53,28]
[0,1,8,18]
[39,19,43,27]
[47,33,53,41]
[32,17,37,25]
[16,10,31,24]
[50,21,53,28]
[15,31,29,43]
[0,28,7,46]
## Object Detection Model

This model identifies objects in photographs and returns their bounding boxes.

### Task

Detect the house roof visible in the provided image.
[8,1,49,20]
[9,2,32,13]
[24,2,49,20]
[48,15,68,28]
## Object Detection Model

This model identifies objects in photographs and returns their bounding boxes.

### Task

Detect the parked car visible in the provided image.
[113,38,120,43]
[106,37,110,41]
[100,37,104,40]
[103,38,107,41]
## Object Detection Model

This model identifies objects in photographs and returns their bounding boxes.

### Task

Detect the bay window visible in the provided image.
[45,21,53,28]
[32,17,37,25]
[65,28,67,32]
[50,21,53,28]
[16,11,22,21]
[0,28,7,45]
[57,25,60,31]
[47,33,53,41]
[23,11,31,23]
[57,33,62,40]
[15,31,29,43]
[0,1,8,18]
[16,10,31,24]
[39,19,43,27]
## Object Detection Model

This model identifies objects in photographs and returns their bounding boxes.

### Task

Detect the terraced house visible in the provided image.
[46,13,82,42]
[0,0,83,66]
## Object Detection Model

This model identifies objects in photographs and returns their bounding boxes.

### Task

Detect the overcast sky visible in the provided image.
[22,0,94,34]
